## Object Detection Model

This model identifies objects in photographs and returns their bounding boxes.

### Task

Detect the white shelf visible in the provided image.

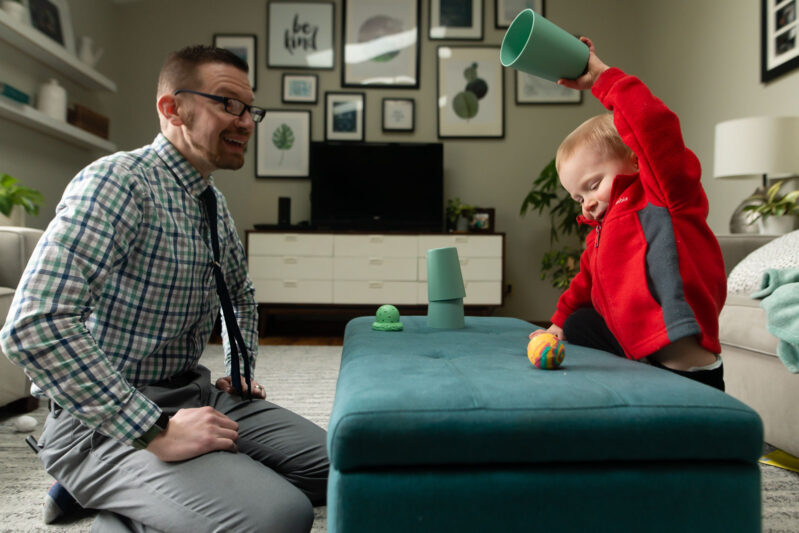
[0,10,116,92]
[0,97,116,152]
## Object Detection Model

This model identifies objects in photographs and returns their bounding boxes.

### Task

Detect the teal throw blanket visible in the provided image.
[751,268,799,373]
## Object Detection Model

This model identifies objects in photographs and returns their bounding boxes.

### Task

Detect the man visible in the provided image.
[0,46,328,532]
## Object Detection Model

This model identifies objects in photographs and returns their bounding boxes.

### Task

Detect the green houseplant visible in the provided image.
[446,197,476,232]
[742,181,799,233]
[0,173,44,222]
[520,158,589,289]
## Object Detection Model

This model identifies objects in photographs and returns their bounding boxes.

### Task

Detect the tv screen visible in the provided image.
[310,142,444,232]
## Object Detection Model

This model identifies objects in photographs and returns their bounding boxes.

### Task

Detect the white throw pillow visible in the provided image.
[727,230,799,295]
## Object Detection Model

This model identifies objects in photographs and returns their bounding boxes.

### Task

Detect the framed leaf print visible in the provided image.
[256,110,311,178]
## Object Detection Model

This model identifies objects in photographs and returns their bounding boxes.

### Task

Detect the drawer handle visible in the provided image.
[284,235,298,242]
[369,235,384,243]
[368,281,383,289]
[283,280,298,288]
[283,257,298,264]
[369,257,383,265]
[455,236,469,243]
[460,258,469,266]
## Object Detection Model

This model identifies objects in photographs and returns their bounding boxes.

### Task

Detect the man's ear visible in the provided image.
[157,94,183,126]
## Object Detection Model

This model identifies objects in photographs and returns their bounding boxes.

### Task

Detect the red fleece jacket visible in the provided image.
[551,68,726,359]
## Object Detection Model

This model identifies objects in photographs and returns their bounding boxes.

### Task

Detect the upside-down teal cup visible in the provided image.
[500,9,589,82]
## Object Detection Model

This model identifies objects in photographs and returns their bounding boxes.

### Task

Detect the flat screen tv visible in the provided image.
[310,142,444,232]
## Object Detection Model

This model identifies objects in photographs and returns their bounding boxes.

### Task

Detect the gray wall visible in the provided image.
[2,0,798,322]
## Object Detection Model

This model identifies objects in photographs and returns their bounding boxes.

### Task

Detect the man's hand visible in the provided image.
[215,376,267,399]
[146,406,238,462]
[557,37,610,91]
[529,324,566,341]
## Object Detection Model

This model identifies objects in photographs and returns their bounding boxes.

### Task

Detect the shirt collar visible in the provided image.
[153,133,214,198]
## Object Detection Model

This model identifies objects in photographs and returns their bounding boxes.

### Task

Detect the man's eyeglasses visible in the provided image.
[173,89,266,123]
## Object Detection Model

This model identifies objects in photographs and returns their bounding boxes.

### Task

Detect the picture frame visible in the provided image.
[282,73,318,103]
[495,0,544,28]
[469,207,495,233]
[256,110,311,178]
[437,46,504,139]
[342,0,420,88]
[515,71,582,104]
[429,0,483,40]
[761,0,799,82]
[382,98,415,132]
[213,34,257,91]
[325,92,365,141]
[28,0,75,54]
[267,1,335,70]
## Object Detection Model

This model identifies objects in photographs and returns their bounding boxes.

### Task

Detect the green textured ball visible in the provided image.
[372,304,403,331]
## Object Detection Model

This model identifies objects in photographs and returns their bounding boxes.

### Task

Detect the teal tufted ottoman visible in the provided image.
[327,316,763,533]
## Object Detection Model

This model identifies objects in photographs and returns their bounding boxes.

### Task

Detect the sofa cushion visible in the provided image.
[719,294,779,357]
[727,230,799,295]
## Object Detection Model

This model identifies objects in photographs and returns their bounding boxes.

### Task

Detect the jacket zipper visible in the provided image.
[594,224,602,248]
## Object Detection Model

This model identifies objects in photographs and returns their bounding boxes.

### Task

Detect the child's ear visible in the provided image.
[629,153,639,171]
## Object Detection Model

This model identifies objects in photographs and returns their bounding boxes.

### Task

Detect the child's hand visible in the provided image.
[529,324,565,341]
[557,37,610,91]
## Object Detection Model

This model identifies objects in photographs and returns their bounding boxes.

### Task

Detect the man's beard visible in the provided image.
[183,110,248,171]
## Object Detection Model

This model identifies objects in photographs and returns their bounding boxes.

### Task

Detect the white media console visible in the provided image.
[245,231,505,307]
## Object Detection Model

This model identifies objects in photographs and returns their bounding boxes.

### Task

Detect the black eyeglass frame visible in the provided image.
[173,89,266,123]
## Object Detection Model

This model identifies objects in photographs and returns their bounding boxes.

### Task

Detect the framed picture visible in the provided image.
[325,92,365,141]
[515,71,581,104]
[437,46,504,139]
[429,0,483,40]
[761,0,799,82]
[28,0,75,53]
[256,110,311,178]
[267,1,335,69]
[342,0,420,88]
[495,0,544,28]
[382,98,415,132]
[213,34,257,91]
[282,74,318,103]
[469,207,495,233]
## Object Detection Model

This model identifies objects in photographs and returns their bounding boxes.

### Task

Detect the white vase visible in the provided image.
[757,215,797,235]
[37,78,67,122]
[0,205,26,227]
[1,0,29,24]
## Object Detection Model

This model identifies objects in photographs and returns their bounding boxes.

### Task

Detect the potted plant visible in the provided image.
[446,197,475,232]
[520,158,589,289]
[0,173,44,226]
[742,181,799,234]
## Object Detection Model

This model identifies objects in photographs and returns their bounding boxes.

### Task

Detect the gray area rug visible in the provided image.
[2,344,799,532]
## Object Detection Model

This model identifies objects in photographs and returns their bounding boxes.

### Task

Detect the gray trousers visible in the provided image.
[37,366,329,533]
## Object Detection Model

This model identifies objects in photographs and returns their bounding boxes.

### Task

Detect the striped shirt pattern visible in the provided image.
[0,134,258,444]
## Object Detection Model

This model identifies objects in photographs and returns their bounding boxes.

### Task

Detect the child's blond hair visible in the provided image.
[556,114,633,174]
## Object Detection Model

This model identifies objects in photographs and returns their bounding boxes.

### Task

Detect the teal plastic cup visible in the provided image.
[500,9,589,82]
[428,298,465,329]
[426,247,466,302]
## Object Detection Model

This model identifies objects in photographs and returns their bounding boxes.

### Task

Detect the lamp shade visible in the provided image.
[714,116,799,179]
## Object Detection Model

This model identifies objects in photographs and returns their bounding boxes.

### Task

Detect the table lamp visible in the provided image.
[714,116,799,233]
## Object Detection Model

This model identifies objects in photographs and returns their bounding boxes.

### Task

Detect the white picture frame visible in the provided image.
[429,0,483,40]
[282,74,318,104]
[325,92,365,141]
[495,0,544,28]
[515,71,581,104]
[28,0,75,54]
[437,46,504,139]
[213,34,257,91]
[267,1,335,69]
[256,110,311,178]
[382,98,414,132]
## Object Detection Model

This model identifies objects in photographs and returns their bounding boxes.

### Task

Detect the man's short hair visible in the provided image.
[556,114,633,173]
[157,45,249,96]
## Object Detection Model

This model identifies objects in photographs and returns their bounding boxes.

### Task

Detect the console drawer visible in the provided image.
[249,256,333,280]
[252,279,333,303]
[333,281,418,304]
[333,257,417,281]
[249,233,334,256]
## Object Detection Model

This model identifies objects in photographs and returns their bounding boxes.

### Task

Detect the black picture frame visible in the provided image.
[325,91,365,141]
[342,0,421,88]
[282,74,319,104]
[761,0,799,82]
[429,0,483,40]
[469,207,495,233]
[267,1,335,70]
[495,0,544,29]
[28,0,75,53]
[382,98,415,132]
[213,34,257,91]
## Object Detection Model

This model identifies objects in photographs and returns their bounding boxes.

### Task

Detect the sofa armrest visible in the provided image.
[0,226,44,289]
[716,234,778,276]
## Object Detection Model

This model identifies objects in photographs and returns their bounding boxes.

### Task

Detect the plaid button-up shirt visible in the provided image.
[0,134,258,444]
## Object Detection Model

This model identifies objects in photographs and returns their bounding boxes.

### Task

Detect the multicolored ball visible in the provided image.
[527,333,565,369]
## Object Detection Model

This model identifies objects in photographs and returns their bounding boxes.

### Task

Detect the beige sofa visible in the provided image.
[717,234,799,458]
[0,226,43,410]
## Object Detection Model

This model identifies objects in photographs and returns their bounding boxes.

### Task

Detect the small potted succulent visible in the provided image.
[0,173,44,226]
[742,181,799,234]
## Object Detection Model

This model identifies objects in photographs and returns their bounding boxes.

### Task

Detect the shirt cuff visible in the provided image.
[96,389,161,446]
[591,66,625,102]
